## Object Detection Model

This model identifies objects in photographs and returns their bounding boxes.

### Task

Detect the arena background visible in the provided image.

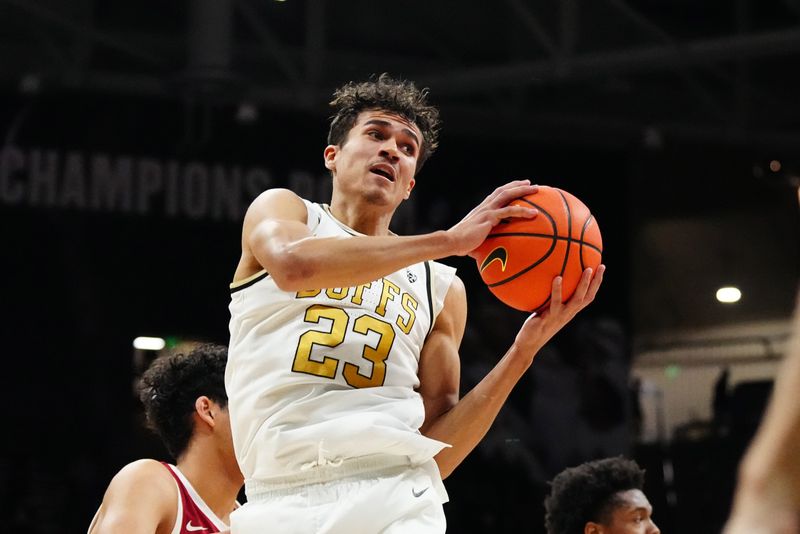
[2,1,799,532]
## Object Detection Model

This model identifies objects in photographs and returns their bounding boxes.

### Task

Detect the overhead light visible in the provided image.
[133,336,166,350]
[236,102,259,124]
[716,286,741,304]
[19,73,41,94]
[642,126,664,150]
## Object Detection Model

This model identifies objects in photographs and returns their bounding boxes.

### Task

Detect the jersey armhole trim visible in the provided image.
[161,463,183,534]
[230,269,269,293]
[424,261,435,336]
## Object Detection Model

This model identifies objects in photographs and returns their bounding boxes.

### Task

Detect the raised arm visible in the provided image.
[88,460,176,534]
[724,287,800,534]
[418,266,604,479]
[234,181,539,291]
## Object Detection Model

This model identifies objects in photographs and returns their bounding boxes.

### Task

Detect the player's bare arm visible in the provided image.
[418,266,604,479]
[416,275,467,479]
[724,288,800,534]
[88,459,177,534]
[236,182,539,291]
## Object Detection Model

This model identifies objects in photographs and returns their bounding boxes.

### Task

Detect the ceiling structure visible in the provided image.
[2,0,800,149]
[2,0,799,348]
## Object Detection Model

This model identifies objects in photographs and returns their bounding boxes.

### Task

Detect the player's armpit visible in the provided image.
[418,275,466,430]
[88,459,176,534]
[417,277,469,478]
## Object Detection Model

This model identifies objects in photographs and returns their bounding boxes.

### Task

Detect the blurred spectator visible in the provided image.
[544,456,660,534]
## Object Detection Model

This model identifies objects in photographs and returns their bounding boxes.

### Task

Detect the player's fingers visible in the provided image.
[584,264,605,301]
[485,181,527,203]
[492,179,532,194]
[550,276,564,309]
[570,265,605,310]
[485,180,534,203]
[492,184,538,207]
[494,205,537,221]
[570,268,594,304]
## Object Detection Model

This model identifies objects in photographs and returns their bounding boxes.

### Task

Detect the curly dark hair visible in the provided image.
[544,457,646,534]
[327,73,441,171]
[137,343,228,459]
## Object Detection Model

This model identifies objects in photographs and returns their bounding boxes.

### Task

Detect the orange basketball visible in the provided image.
[473,185,603,312]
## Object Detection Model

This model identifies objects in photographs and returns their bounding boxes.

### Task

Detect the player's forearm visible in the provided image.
[738,309,800,493]
[730,292,800,525]
[423,346,535,479]
[269,230,455,291]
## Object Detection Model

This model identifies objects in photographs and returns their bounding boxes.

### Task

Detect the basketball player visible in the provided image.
[88,343,242,534]
[724,285,800,534]
[226,73,605,533]
[544,457,660,534]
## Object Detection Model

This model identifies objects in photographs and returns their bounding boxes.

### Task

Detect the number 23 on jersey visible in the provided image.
[291,280,418,388]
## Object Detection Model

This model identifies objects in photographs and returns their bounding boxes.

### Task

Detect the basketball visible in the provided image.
[473,185,603,312]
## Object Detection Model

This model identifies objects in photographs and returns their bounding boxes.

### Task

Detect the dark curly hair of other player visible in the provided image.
[138,343,228,459]
[544,456,646,534]
[327,73,441,171]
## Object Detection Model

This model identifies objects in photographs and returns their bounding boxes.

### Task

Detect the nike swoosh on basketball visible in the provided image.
[412,486,430,498]
[480,246,508,273]
[185,522,208,532]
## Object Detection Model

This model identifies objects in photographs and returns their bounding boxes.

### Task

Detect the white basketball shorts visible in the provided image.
[231,455,446,534]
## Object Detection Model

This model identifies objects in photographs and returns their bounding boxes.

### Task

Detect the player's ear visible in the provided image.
[323,145,338,172]
[584,522,603,534]
[404,177,416,199]
[195,396,216,428]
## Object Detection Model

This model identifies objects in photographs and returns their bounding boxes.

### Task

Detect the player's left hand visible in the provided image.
[513,265,605,356]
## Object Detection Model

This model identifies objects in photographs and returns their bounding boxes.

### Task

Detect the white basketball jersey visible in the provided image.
[227,200,456,486]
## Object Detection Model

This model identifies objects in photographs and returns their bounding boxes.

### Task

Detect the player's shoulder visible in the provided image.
[90,460,177,533]
[115,458,171,477]
[249,188,305,212]
[245,188,308,224]
[106,459,176,499]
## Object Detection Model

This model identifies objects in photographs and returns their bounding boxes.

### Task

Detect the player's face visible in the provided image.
[594,490,660,534]
[324,110,422,207]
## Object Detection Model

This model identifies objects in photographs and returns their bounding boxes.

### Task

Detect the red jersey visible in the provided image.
[162,463,231,534]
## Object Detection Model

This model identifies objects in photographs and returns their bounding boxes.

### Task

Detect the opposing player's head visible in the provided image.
[544,457,660,534]
[138,343,229,460]
[327,73,441,173]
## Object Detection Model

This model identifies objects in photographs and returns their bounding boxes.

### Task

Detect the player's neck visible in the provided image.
[329,197,395,236]
[177,446,242,520]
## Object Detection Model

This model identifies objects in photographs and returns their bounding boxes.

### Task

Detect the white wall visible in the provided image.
[632,319,790,442]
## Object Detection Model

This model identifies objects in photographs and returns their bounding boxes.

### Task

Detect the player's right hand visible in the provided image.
[446,180,538,257]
